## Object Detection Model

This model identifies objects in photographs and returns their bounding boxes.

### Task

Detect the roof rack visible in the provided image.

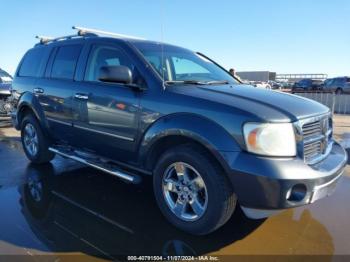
[35,33,90,46]
[35,26,146,45]
[35,35,55,44]
[72,26,146,40]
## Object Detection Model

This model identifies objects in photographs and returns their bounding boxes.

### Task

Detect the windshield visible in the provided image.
[133,42,239,85]
[0,70,12,82]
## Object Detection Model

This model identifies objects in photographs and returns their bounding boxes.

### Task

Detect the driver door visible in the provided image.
[72,43,141,162]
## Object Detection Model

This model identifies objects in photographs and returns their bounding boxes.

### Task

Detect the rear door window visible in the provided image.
[51,45,82,80]
[18,48,47,77]
[335,78,344,85]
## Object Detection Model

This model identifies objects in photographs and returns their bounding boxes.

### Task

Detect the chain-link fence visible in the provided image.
[293,92,350,115]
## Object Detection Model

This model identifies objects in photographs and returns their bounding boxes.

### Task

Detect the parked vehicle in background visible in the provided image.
[278,81,293,90]
[268,81,282,90]
[10,26,347,235]
[292,79,324,92]
[0,68,13,116]
[251,81,271,89]
[323,77,350,94]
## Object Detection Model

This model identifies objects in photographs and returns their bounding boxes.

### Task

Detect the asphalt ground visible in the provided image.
[0,116,349,261]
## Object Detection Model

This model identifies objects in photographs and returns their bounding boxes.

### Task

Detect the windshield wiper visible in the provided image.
[165,80,230,85]
[206,80,229,85]
[165,80,207,85]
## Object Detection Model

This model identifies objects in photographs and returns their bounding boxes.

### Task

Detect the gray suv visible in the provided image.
[10,26,348,235]
[323,77,350,94]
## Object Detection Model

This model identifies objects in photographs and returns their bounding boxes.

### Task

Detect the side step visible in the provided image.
[48,147,141,184]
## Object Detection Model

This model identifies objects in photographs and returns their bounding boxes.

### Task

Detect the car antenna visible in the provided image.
[160,0,166,90]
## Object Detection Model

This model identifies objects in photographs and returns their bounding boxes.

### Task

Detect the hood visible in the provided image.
[171,84,329,122]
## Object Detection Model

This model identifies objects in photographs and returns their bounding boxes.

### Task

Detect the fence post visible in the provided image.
[332,93,336,115]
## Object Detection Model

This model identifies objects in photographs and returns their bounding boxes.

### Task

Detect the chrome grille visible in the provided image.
[301,115,332,164]
[303,121,322,138]
[304,140,322,162]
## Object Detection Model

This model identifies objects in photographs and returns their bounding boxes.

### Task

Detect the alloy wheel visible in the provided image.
[162,162,208,221]
[23,123,39,157]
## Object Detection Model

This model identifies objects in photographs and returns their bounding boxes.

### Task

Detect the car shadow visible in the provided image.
[12,163,265,259]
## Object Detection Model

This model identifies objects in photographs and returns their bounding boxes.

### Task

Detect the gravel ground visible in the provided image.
[333,114,350,148]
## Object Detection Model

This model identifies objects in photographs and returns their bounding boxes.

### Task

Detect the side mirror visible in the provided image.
[98,65,132,84]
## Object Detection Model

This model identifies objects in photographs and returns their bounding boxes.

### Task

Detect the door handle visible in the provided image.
[74,93,89,100]
[33,87,44,94]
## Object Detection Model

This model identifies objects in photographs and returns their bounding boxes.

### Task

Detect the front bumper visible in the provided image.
[222,141,347,219]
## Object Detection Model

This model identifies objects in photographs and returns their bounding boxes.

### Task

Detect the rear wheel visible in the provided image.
[21,114,55,164]
[335,88,343,95]
[153,144,237,235]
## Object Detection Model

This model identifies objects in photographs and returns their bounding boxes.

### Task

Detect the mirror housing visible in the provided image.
[99,65,132,84]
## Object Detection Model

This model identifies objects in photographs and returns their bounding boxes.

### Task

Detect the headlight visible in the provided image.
[243,122,296,156]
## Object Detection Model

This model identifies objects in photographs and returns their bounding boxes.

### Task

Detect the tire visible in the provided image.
[335,88,343,95]
[21,114,55,164]
[153,144,237,235]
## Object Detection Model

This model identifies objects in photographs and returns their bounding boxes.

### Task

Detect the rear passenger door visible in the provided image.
[71,43,141,162]
[36,44,83,143]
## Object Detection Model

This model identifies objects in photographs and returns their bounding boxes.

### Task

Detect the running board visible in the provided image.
[48,147,141,184]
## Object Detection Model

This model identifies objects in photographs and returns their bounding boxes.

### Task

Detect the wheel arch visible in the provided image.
[16,92,49,134]
[336,87,343,93]
[138,113,241,175]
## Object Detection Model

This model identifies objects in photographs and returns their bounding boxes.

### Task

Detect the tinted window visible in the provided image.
[324,79,333,86]
[85,45,135,82]
[18,48,47,77]
[0,70,12,82]
[334,78,344,84]
[51,45,82,80]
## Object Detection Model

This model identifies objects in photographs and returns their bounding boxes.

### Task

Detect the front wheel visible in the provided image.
[21,114,55,164]
[153,144,237,235]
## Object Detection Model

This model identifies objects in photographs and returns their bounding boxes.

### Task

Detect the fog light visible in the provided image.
[286,184,307,202]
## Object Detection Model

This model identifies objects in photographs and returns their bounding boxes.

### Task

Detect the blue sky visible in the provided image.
[0,0,349,77]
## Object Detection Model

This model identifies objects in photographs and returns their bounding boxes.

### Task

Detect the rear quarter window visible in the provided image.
[18,47,47,77]
[51,45,82,80]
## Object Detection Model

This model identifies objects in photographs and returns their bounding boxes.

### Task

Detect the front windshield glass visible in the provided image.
[133,42,239,85]
[0,70,12,82]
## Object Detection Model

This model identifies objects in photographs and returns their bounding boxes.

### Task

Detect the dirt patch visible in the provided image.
[0,125,21,150]
[333,114,350,143]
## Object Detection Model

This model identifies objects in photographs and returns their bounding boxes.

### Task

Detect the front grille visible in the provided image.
[302,116,332,164]
[303,121,322,138]
[304,140,322,162]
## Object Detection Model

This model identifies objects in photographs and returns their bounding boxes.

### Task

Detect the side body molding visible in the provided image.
[138,113,241,173]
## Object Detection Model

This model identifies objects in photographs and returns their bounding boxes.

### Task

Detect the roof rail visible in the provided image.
[35,35,55,44]
[72,26,146,40]
[35,33,92,46]
[35,26,146,46]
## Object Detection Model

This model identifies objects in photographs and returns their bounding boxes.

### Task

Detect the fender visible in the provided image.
[138,113,241,173]
[15,92,49,134]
